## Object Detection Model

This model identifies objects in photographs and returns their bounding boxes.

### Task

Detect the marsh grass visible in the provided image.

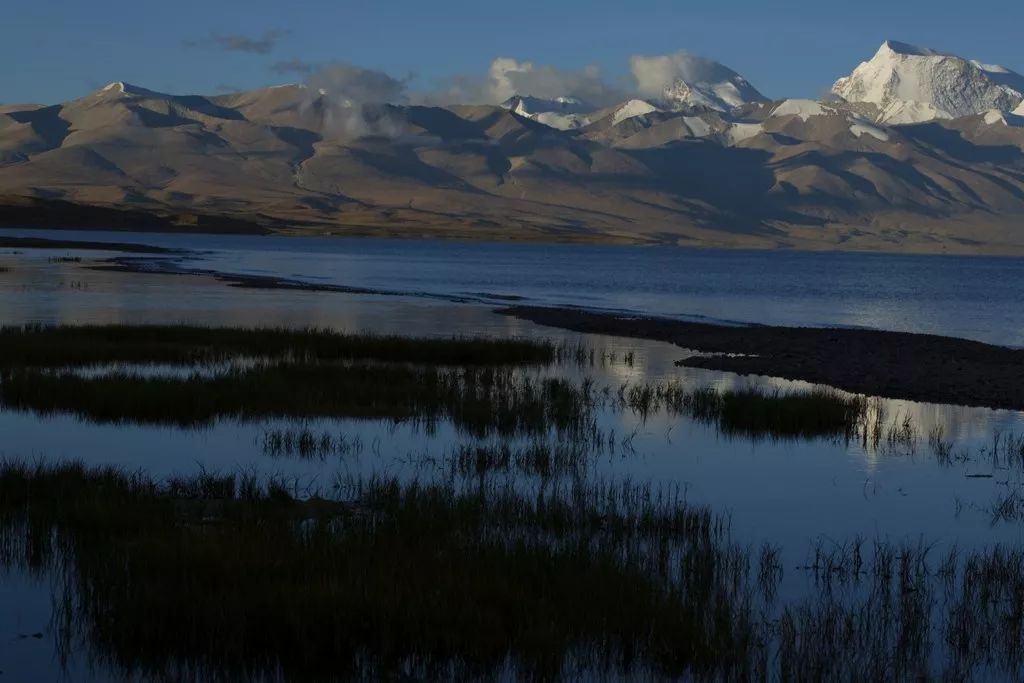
[851,402,933,457]
[929,425,956,464]
[261,428,365,460]
[988,486,1024,523]
[447,442,596,479]
[0,324,903,445]
[3,462,1024,680]
[988,431,1024,469]
[780,537,1024,680]
[0,324,560,368]
[1,354,894,446]
[0,364,595,436]
[0,461,760,681]
[884,412,918,455]
[622,383,870,440]
[2,361,886,446]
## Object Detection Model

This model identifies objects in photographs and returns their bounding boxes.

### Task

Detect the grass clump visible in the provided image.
[261,428,365,460]
[0,364,593,436]
[447,442,596,479]
[988,431,1024,469]
[624,383,869,439]
[714,388,868,439]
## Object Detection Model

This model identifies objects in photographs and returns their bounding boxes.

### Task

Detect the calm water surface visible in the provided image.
[1,231,1023,679]
[3,228,1024,345]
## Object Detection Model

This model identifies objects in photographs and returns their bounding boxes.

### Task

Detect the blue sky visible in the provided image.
[3,0,1022,104]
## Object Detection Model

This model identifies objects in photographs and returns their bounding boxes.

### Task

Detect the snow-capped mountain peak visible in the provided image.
[879,40,947,58]
[501,95,592,115]
[501,95,596,130]
[630,53,767,112]
[832,40,1024,124]
[96,82,168,99]
[671,75,760,111]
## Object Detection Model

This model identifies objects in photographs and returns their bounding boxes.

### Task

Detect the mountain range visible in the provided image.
[2,40,1024,253]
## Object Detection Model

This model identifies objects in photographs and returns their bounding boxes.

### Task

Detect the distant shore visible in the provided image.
[7,196,1024,255]
[500,305,1024,411]
[0,236,182,254]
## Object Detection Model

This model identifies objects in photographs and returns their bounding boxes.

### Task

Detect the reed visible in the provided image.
[0,364,595,436]
[929,425,955,464]
[261,428,365,460]
[623,382,870,439]
[989,431,1024,469]
[447,441,595,479]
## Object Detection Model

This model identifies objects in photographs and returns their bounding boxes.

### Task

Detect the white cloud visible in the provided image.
[630,52,737,98]
[299,64,409,139]
[279,51,760,114]
[305,64,408,106]
[421,58,626,106]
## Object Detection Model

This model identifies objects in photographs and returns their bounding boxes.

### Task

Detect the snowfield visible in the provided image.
[770,99,834,121]
[612,99,660,125]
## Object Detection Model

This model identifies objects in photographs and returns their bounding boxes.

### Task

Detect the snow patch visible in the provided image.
[503,96,592,116]
[726,122,762,144]
[848,113,890,141]
[769,99,833,121]
[882,41,949,58]
[682,116,711,138]
[612,99,659,125]
[534,111,589,130]
[878,100,946,126]
[96,82,167,99]
[504,95,594,130]
[984,109,1007,126]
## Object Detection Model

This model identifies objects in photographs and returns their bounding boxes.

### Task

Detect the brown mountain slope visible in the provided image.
[1,84,1023,252]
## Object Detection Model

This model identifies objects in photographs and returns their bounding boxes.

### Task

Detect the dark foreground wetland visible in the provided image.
[3,231,1024,681]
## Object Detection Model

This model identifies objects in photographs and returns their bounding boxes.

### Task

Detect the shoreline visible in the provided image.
[8,208,1024,257]
[499,305,1024,412]
[5,234,1023,411]
[0,236,184,254]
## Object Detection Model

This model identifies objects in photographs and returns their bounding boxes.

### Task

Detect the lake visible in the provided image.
[1,229,1023,680]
